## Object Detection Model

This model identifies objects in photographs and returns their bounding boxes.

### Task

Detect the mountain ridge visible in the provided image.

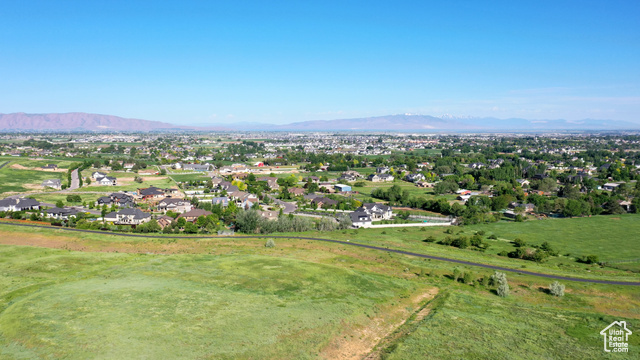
[0,112,638,132]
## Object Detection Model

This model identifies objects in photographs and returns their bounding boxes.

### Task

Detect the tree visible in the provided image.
[235,209,261,233]
[146,219,161,233]
[56,200,65,208]
[490,271,509,297]
[549,281,565,297]
[265,239,276,248]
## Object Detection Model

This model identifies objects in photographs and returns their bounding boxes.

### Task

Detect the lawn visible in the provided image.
[0,245,416,359]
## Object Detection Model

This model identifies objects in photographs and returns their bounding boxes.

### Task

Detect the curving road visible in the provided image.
[1,222,639,286]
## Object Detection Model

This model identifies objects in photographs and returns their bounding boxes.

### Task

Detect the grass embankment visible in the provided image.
[381,290,639,359]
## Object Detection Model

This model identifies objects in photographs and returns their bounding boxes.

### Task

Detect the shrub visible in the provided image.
[462,272,473,284]
[513,238,526,247]
[423,235,436,243]
[452,268,461,282]
[265,239,276,248]
[497,251,509,257]
[578,255,599,264]
[452,236,470,249]
[476,230,486,236]
[549,281,565,297]
[488,234,497,240]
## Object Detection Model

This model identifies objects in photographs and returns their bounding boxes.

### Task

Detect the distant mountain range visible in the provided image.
[0,112,229,132]
[0,112,638,132]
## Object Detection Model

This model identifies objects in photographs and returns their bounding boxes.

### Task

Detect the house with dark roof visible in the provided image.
[138,186,166,200]
[358,203,393,220]
[42,207,79,220]
[97,176,117,186]
[350,211,372,228]
[0,198,41,212]
[95,193,135,208]
[157,198,193,213]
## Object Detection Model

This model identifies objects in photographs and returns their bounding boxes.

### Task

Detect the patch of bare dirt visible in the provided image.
[320,287,438,360]
[10,163,29,170]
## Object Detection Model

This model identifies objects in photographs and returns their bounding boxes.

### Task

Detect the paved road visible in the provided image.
[0,161,10,170]
[69,169,80,190]
[268,195,297,214]
[1,222,639,286]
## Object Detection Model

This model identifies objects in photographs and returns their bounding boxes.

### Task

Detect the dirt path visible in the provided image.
[319,287,438,360]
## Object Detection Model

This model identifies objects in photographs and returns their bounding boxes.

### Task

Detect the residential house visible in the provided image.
[358,203,393,220]
[157,198,193,214]
[287,187,305,196]
[156,215,174,229]
[376,166,390,174]
[210,197,230,207]
[311,197,339,209]
[104,208,151,225]
[97,176,117,186]
[415,181,433,188]
[42,207,79,220]
[92,171,107,180]
[182,163,212,172]
[138,186,166,201]
[405,173,425,183]
[258,210,279,220]
[0,198,41,212]
[95,193,135,208]
[516,179,530,187]
[602,182,621,191]
[42,179,62,190]
[350,211,372,228]
[178,209,213,223]
[368,173,394,182]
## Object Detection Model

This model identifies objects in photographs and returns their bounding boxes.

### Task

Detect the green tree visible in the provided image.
[549,281,565,297]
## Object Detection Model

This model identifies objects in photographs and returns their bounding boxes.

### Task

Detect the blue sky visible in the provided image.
[1,1,639,125]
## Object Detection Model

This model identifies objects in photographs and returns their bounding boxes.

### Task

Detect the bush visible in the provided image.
[549,281,565,297]
[513,238,526,247]
[578,255,599,264]
[488,234,497,240]
[462,272,473,284]
[265,239,276,248]
[423,235,436,243]
[498,251,509,257]
[476,230,486,236]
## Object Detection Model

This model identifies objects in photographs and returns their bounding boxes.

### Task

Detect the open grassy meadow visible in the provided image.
[0,214,638,359]
[0,160,65,194]
[0,246,418,359]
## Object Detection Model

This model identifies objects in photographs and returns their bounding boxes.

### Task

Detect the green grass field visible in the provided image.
[0,246,416,359]
[382,291,638,359]
[0,165,64,194]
